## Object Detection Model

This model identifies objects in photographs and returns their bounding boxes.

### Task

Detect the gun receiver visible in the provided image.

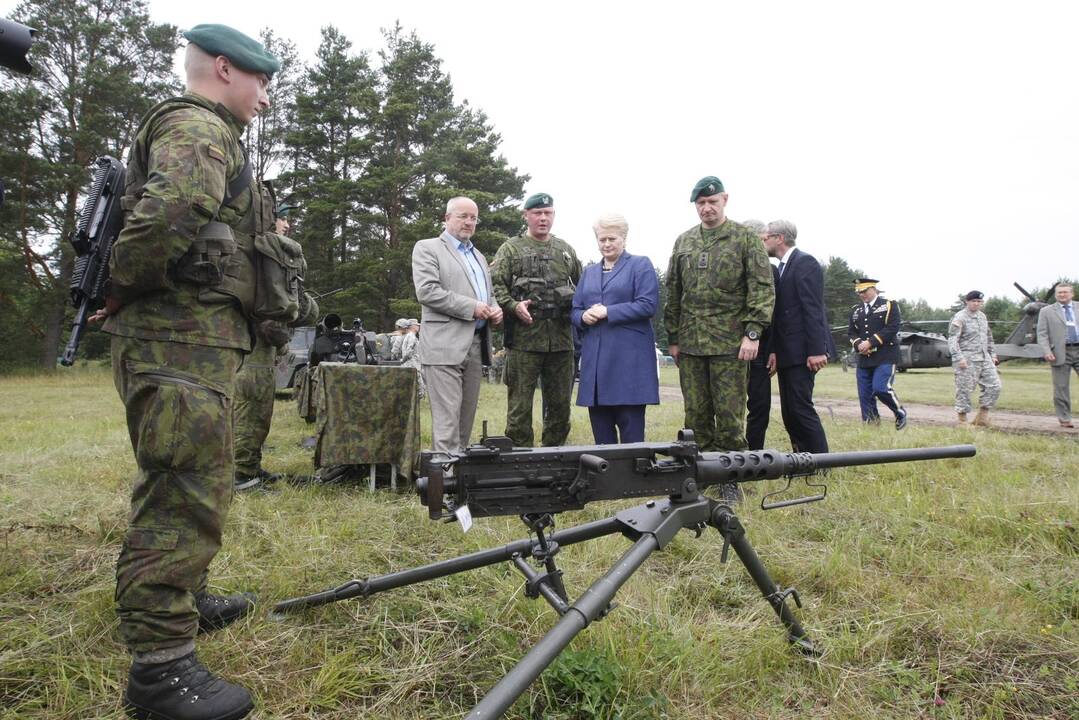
[60,156,125,366]
[417,430,977,520]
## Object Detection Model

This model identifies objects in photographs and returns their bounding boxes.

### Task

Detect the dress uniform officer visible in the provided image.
[847,278,908,429]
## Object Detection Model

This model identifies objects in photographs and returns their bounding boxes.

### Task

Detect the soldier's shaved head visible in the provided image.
[184,43,217,85]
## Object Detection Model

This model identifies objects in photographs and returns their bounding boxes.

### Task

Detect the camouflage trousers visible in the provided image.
[678,354,749,452]
[504,349,574,447]
[233,339,276,476]
[953,360,1001,413]
[111,336,241,654]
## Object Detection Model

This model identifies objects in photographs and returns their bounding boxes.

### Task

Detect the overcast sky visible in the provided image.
[16,0,1078,307]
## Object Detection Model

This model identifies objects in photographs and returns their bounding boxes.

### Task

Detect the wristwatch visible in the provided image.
[744,330,760,341]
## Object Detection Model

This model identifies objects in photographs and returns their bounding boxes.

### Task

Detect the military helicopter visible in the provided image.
[836,282,1053,371]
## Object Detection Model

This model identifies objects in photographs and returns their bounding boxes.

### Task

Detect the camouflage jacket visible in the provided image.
[948,309,995,362]
[664,220,774,356]
[492,234,582,352]
[104,93,267,350]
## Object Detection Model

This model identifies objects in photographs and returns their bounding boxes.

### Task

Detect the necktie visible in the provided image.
[1066,304,1078,343]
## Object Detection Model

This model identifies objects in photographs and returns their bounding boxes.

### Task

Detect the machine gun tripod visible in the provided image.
[273,431,976,719]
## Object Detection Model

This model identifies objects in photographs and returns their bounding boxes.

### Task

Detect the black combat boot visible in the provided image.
[124,653,253,720]
[195,591,256,633]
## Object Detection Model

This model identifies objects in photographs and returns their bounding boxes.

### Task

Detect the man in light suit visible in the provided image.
[762,220,833,453]
[1036,283,1079,428]
[412,197,503,455]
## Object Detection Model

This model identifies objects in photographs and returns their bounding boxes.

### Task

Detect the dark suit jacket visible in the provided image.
[771,248,834,368]
[570,252,660,407]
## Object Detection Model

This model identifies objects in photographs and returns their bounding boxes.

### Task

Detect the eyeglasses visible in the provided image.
[451,213,480,224]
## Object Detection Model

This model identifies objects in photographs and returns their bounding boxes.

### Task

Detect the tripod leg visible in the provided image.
[467,533,660,719]
[712,506,818,655]
[272,516,624,614]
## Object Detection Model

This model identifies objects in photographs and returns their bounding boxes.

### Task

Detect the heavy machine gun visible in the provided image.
[308,313,378,366]
[275,431,976,718]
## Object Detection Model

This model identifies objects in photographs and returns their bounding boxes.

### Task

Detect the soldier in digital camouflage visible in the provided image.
[664,177,774,466]
[93,23,280,720]
[491,193,583,447]
[948,290,1001,426]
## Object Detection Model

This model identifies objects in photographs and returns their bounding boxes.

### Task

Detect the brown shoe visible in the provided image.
[957,412,967,424]
[972,408,990,427]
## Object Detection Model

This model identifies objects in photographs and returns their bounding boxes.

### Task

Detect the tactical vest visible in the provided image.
[510,245,576,321]
[125,96,302,323]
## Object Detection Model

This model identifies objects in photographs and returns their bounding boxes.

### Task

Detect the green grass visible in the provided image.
[660,364,1075,415]
[1,366,1077,719]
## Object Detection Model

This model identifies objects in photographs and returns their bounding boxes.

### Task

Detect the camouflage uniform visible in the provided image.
[492,234,582,447]
[664,220,774,451]
[399,330,425,398]
[948,308,1001,413]
[232,334,277,477]
[103,93,263,657]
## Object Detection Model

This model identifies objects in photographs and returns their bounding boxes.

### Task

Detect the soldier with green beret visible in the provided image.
[492,193,583,446]
[664,177,775,470]
[233,195,319,492]
[94,23,280,720]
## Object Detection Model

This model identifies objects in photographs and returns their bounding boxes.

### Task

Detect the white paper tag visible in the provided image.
[455,504,473,533]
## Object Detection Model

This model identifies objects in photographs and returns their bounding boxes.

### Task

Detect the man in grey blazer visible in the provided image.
[412,197,504,454]
[1036,283,1079,428]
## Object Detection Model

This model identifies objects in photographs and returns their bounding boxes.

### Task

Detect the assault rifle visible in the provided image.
[60,156,125,366]
[275,431,976,719]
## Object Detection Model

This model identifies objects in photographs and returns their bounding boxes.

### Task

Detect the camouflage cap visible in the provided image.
[690,176,725,202]
[524,193,553,210]
[964,290,984,301]
[407,318,419,326]
[183,24,281,78]
[394,318,410,329]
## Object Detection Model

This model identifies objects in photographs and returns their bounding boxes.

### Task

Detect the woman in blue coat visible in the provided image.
[571,213,660,443]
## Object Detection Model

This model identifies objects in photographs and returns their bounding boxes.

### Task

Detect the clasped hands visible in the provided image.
[474,302,503,324]
[581,303,607,325]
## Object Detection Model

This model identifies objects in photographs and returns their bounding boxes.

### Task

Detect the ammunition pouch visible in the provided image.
[253,231,304,322]
[174,221,236,286]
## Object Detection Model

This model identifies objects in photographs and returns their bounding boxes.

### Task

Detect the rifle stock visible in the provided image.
[61,156,125,366]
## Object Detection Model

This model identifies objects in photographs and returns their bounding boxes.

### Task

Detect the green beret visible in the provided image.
[523,193,554,210]
[276,203,298,218]
[183,24,281,78]
[690,176,725,202]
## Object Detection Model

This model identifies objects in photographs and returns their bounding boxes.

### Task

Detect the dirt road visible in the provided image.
[657,386,1077,436]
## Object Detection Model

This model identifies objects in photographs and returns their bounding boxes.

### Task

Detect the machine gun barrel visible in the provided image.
[417,433,976,520]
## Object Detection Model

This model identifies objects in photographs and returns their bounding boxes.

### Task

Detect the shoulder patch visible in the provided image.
[205,142,227,165]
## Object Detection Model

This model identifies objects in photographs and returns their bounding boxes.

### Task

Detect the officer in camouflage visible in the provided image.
[948,290,1001,426]
[665,177,774,456]
[233,200,318,491]
[95,24,279,720]
[492,193,583,446]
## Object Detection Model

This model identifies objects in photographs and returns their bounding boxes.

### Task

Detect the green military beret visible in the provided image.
[523,193,554,210]
[183,24,281,78]
[275,202,298,218]
[690,176,725,202]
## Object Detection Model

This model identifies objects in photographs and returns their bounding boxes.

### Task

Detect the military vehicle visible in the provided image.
[275,325,316,391]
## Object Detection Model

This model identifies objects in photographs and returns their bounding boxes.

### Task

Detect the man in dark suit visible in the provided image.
[412,196,503,455]
[741,219,775,450]
[762,220,832,453]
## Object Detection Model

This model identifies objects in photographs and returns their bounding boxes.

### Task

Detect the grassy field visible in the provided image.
[659,364,1076,415]
[1,365,1077,719]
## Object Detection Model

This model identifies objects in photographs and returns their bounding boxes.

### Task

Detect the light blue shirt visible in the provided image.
[444,231,487,329]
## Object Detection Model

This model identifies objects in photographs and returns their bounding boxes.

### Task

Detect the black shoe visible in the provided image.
[895,409,908,431]
[124,653,253,720]
[196,591,255,633]
[234,468,282,492]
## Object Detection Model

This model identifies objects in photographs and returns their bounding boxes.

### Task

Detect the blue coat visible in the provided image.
[570,252,660,407]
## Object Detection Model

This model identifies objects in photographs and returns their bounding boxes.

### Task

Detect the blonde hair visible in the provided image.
[592,213,628,238]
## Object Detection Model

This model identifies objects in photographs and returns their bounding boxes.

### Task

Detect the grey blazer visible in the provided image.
[1037,302,1072,366]
[411,232,494,366]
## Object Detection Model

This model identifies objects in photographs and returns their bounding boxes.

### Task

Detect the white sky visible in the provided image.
[13,0,1079,307]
